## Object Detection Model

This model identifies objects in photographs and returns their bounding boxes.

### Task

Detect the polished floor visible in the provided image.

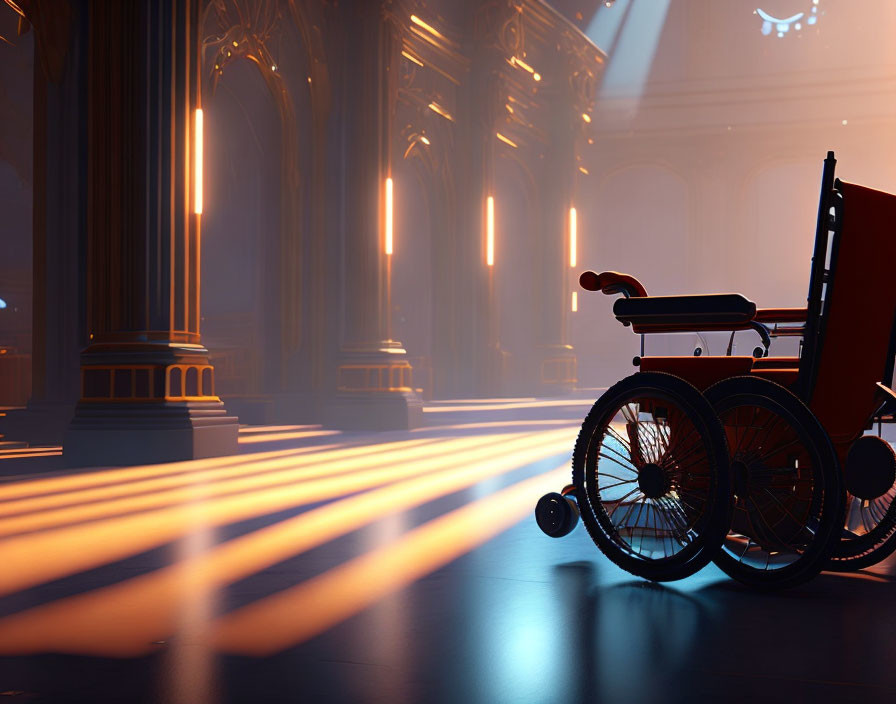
[0,398,895,703]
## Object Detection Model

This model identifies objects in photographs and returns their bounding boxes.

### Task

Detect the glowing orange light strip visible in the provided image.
[495,132,517,148]
[0,441,575,655]
[0,451,63,461]
[486,196,495,267]
[194,108,203,215]
[238,429,340,445]
[213,465,570,655]
[409,14,445,40]
[385,177,393,256]
[400,50,423,67]
[572,291,578,313]
[427,102,454,122]
[569,206,577,268]
[423,399,594,413]
[0,431,567,597]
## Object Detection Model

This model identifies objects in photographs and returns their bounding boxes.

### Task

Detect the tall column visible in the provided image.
[443,2,513,399]
[533,45,596,395]
[3,0,88,446]
[64,0,238,465]
[324,0,421,430]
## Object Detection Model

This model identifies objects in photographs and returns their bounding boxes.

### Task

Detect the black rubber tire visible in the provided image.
[705,376,845,589]
[535,492,580,538]
[827,438,896,571]
[573,372,732,582]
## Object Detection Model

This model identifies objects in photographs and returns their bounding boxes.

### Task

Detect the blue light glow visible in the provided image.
[756,3,821,37]
[0,298,6,309]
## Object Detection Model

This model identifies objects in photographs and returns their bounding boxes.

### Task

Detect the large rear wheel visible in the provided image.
[705,376,844,589]
[573,372,732,582]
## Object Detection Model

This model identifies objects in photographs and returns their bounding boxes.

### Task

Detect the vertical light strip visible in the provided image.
[194,109,203,215]
[569,206,577,268]
[385,177,393,255]
[486,196,495,267]
[571,291,578,312]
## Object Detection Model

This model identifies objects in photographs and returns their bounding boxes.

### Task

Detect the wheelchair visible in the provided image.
[536,151,896,588]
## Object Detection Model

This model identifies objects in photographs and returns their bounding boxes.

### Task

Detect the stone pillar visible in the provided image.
[324,1,421,430]
[64,0,238,465]
[439,3,512,399]
[3,0,88,446]
[533,44,597,396]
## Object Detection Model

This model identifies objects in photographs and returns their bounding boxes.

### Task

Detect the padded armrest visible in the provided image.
[755,308,807,324]
[614,294,757,329]
[579,270,647,298]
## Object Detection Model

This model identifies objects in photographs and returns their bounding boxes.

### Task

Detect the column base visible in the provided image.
[63,401,239,467]
[325,342,423,431]
[1,400,77,446]
[324,390,423,431]
[537,344,578,395]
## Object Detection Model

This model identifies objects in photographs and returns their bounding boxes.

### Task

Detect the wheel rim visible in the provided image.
[584,394,715,562]
[717,403,822,572]
[835,482,896,559]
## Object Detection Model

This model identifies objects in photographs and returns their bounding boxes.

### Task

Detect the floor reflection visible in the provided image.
[0,409,895,702]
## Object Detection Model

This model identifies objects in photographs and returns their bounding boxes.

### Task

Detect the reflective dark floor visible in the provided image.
[0,397,895,703]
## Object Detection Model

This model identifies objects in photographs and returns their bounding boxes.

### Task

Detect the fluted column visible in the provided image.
[325,0,421,430]
[64,0,238,465]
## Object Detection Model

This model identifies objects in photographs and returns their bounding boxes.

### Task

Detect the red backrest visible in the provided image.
[808,181,896,445]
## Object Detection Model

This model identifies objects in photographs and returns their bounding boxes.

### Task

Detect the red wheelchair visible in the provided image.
[535,152,896,588]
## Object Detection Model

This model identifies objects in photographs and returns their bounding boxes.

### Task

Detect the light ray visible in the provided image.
[0,444,574,655]
[0,429,573,596]
[212,466,570,655]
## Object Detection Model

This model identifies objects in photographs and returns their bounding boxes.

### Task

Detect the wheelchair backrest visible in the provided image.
[803,179,896,444]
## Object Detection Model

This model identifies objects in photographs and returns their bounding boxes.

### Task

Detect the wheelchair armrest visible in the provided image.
[754,308,807,324]
[613,294,757,330]
[579,270,647,298]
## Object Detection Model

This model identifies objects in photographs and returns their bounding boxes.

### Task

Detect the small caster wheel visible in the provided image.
[535,492,580,538]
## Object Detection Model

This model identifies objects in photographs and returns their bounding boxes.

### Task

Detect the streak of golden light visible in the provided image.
[510,56,534,74]
[0,431,567,596]
[579,166,589,175]
[427,101,454,122]
[239,425,319,434]
[0,440,575,655]
[0,439,437,521]
[194,108,203,215]
[422,420,577,433]
[409,14,445,40]
[419,135,430,145]
[495,132,517,148]
[385,177,394,256]
[569,206,577,268]
[0,434,507,538]
[0,445,350,503]
[400,50,423,67]
[486,196,495,267]
[213,465,570,655]
[572,291,578,313]
[582,113,591,123]
[423,399,594,413]
[0,451,63,461]
[238,429,340,444]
